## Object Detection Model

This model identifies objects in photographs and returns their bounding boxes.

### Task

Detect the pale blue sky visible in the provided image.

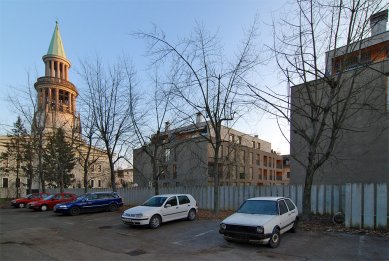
[0,0,290,153]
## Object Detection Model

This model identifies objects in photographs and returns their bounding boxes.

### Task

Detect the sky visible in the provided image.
[0,0,291,154]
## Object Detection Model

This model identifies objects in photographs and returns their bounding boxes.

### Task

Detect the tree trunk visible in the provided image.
[302,165,315,219]
[213,131,221,214]
[83,158,89,193]
[152,158,159,195]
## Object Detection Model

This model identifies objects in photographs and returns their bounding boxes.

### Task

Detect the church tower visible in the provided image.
[34,22,80,136]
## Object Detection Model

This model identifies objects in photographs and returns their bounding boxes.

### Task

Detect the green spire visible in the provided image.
[47,21,66,58]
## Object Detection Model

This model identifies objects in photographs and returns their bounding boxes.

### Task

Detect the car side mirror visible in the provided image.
[165,204,171,208]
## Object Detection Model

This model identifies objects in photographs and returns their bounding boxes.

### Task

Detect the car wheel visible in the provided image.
[108,203,118,212]
[40,205,48,212]
[187,209,196,221]
[149,215,161,229]
[70,207,80,216]
[291,218,298,233]
[19,203,25,208]
[268,228,281,248]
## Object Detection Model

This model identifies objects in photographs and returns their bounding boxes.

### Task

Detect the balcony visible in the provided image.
[35,77,78,93]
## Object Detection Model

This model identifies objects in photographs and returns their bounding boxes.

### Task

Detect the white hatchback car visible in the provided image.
[121,194,198,229]
[219,197,298,248]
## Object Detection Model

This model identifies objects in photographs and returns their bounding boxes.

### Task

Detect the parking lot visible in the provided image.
[1,207,388,260]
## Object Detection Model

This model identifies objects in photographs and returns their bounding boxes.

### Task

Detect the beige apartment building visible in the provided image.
[134,120,288,188]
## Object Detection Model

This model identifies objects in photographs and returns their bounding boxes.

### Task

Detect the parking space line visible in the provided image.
[194,230,214,237]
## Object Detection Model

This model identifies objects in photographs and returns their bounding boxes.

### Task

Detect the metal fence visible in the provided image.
[5,182,387,229]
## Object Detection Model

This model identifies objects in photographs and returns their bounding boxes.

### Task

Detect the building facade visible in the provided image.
[0,23,112,197]
[290,10,389,185]
[134,121,287,188]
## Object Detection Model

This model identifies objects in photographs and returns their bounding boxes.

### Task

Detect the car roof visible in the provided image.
[246,196,289,201]
[88,192,116,194]
[152,194,192,197]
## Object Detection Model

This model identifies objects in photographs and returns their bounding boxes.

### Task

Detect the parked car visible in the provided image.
[11,192,50,208]
[121,194,198,228]
[54,192,123,215]
[219,197,298,248]
[27,192,77,211]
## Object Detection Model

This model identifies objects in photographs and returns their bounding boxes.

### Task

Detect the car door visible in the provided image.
[278,199,293,233]
[161,196,180,222]
[49,194,63,208]
[177,195,191,219]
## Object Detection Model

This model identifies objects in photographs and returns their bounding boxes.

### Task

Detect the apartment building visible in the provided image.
[133,121,287,188]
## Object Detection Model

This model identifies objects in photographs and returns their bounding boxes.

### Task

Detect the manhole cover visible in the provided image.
[127,249,146,256]
[98,226,112,229]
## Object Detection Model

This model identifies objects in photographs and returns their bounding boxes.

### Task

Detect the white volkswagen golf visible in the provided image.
[121,194,198,229]
[219,197,298,248]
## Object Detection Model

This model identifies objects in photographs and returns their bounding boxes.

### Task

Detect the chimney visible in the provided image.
[196,112,202,124]
[370,10,388,36]
[254,135,258,138]
[165,121,170,132]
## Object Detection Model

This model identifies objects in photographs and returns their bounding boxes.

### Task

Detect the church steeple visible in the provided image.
[47,21,67,59]
[34,22,80,135]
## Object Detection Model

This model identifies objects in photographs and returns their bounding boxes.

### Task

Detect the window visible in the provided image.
[97,164,102,172]
[178,195,190,204]
[249,167,253,180]
[252,141,255,148]
[239,166,245,179]
[238,136,242,144]
[165,196,177,207]
[287,172,290,179]
[256,154,260,165]
[285,198,296,211]
[249,152,253,165]
[257,143,261,149]
[164,148,171,162]
[98,180,102,187]
[229,134,234,142]
[90,179,95,188]
[278,200,288,215]
[2,178,8,188]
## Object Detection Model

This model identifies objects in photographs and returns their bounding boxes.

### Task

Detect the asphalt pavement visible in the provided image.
[0,207,388,260]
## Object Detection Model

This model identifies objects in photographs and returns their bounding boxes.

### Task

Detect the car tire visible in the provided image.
[187,209,196,221]
[149,215,161,229]
[40,205,48,212]
[19,203,25,208]
[70,207,80,216]
[108,203,118,212]
[268,228,281,248]
[291,218,298,233]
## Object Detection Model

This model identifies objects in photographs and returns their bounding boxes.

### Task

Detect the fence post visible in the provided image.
[318,185,324,214]
[363,183,374,229]
[311,185,317,214]
[376,183,387,229]
[351,183,362,228]
[333,185,339,213]
[345,184,352,228]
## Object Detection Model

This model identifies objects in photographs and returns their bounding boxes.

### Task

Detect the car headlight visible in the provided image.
[256,226,264,233]
[135,213,143,218]
[220,223,227,230]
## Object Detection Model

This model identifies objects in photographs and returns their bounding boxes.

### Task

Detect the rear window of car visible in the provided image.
[285,198,296,211]
[278,200,289,215]
[97,193,116,199]
[178,196,190,204]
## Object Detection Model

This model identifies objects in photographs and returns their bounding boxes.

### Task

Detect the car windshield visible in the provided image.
[25,194,33,199]
[44,195,54,200]
[237,200,278,215]
[142,196,168,207]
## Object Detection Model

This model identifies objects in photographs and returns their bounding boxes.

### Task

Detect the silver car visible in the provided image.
[121,194,198,229]
[219,197,298,248]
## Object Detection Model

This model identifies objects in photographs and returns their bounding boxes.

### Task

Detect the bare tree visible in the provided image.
[247,0,388,217]
[79,57,136,192]
[136,21,261,212]
[7,72,48,192]
[128,67,176,195]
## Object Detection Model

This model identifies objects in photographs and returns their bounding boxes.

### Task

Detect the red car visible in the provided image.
[11,192,50,208]
[27,192,77,211]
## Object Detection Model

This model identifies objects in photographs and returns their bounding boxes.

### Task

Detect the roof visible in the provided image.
[246,197,289,201]
[47,22,67,58]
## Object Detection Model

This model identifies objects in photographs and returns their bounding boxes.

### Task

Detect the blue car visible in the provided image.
[54,192,123,216]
